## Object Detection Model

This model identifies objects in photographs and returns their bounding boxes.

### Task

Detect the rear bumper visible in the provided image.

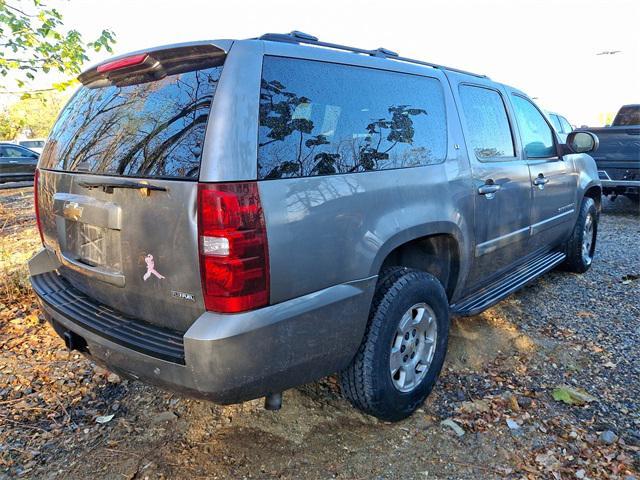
[601,179,640,195]
[601,179,640,187]
[598,167,640,193]
[29,248,376,403]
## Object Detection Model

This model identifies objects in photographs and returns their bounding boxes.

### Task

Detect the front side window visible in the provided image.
[2,146,35,158]
[511,95,556,158]
[458,85,515,160]
[257,57,447,179]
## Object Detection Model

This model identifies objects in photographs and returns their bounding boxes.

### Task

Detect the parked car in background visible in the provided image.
[16,139,46,155]
[547,112,574,142]
[29,31,601,421]
[0,142,39,183]
[580,104,640,202]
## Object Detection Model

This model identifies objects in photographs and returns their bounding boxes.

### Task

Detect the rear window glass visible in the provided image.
[41,65,223,179]
[20,140,44,148]
[613,105,640,126]
[257,56,447,179]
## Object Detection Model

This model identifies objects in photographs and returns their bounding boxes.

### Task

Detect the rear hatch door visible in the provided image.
[37,43,227,332]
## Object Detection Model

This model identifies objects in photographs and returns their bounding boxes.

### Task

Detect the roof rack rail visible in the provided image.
[257,31,487,79]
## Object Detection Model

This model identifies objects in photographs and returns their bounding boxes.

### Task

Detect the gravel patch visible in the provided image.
[0,190,638,479]
[511,196,640,433]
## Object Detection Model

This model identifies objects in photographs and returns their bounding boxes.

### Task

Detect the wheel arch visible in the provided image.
[583,183,602,213]
[372,225,464,301]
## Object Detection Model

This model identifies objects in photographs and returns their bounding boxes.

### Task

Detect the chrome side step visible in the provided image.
[451,250,566,316]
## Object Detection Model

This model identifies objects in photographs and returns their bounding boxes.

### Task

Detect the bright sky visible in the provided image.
[8,0,640,126]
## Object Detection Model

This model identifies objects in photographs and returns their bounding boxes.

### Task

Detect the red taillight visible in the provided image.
[197,182,270,313]
[34,168,44,245]
[96,54,148,73]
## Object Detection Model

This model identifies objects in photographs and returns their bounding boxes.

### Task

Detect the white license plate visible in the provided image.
[68,222,107,267]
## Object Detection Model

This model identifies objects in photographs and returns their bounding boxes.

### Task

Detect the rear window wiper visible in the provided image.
[77,180,167,195]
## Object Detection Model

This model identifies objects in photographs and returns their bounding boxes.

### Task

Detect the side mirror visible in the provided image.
[565,131,599,154]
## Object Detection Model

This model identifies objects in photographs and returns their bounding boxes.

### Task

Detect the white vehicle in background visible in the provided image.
[16,139,46,154]
[547,112,574,142]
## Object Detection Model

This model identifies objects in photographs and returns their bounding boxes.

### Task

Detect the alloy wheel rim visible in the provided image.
[582,212,594,264]
[389,302,438,393]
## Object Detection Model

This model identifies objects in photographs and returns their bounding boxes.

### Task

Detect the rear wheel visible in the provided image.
[563,197,598,273]
[340,267,449,421]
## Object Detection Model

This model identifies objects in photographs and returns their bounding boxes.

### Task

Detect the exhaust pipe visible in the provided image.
[63,330,87,353]
[264,392,282,411]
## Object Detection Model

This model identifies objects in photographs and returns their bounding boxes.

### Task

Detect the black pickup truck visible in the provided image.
[583,104,640,202]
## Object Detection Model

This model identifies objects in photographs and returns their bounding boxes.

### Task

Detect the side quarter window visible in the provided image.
[511,95,556,158]
[458,85,515,161]
[257,56,448,179]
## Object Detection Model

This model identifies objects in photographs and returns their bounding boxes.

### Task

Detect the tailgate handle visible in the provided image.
[58,252,126,287]
[77,180,167,195]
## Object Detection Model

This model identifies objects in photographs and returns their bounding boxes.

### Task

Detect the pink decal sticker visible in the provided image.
[143,254,165,281]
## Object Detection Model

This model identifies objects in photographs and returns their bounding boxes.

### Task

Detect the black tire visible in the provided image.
[563,197,598,273]
[340,267,449,421]
[624,193,639,204]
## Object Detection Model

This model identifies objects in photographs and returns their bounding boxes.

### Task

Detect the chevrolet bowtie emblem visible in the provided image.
[63,202,83,221]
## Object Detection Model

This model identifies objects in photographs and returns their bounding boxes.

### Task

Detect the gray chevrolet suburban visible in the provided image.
[28,32,602,420]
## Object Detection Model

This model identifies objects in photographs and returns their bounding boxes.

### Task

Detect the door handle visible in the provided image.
[478,181,501,197]
[533,174,549,189]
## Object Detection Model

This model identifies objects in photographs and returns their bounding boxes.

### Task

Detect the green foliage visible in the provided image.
[0,0,116,89]
[0,89,70,139]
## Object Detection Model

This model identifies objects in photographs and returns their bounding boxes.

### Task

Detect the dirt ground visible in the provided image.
[0,187,638,479]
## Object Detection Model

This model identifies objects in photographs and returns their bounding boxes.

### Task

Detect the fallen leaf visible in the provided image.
[458,399,490,414]
[95,414,114,424]
[535,451,560,469]
[509,395,520,412]
[552,386,597,405]
[440,418,465,437]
